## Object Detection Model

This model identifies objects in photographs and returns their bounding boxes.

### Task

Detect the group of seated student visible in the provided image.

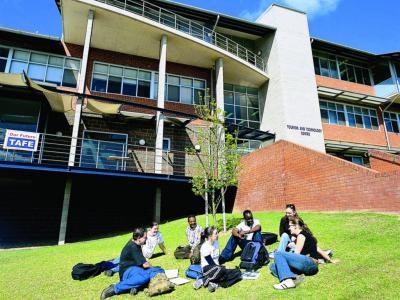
[100,206,337,298]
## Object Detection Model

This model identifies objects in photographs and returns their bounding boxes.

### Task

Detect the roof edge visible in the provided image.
[0,26,60,41]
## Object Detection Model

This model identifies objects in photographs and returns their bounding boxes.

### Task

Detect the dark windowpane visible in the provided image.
[320,109,328,123]
[362,69,371,85]
[248,96,259,108]
[338,112,346,125]
[320,59,330,77]
[235,94,247,106]
[0,59,6,72]
[122,79,137,96]
[363,116,372,129]
[224,91,234,104]
[328,110,338,124]
[248,108,259,121]
[313,57,320,75]
[194,89,205,104]
[224,104,234,119]
[347,65,356,82]
[248,122,260,129]
[355,114,363,128]
[62,69,78,87]
[392,121,400,133]
[371,117,378,130]
[354,67,363,84]
[385,119,394,132]
[92,74,107,92]
[329,60,339,78]
[107,76,122,94]
[339,63,348,81]
[235,106,247,120]
[138,80,150,98]
[347,113,356,127]
[167,85,179,102]
[0,47,9,57]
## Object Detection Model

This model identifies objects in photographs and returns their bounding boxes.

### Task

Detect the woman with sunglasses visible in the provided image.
[270,217,336,290]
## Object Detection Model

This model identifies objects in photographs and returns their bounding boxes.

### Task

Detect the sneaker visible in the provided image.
[273,278,295,290]
[208,282,219,293]
[269,251,275,259]
[100,284,116,299]
[103,270,115,277]
[129,288,138,295]
[325,249,333,258]
[193,278,203,290]
[294,274,305,286]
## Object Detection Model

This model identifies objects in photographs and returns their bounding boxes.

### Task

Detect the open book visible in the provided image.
[165,269,190,285]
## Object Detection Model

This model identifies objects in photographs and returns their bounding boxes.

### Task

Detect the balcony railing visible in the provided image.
[94,0,266,71]
[0,129,207,177]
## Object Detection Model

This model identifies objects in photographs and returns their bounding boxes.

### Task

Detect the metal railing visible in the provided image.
[0,129,207,177]
[94,0,266,71]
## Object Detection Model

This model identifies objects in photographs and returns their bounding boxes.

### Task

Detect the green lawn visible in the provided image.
[0,212,399,300]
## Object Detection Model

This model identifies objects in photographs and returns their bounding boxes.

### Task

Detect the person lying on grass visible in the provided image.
[193,226,242,293]
[100,227,165,299]
[270,217,338,290]
[105,222,167,277]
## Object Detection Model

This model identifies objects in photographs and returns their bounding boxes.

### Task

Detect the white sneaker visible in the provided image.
[273,278,295,290]
[193,278,203,290]
[294,274,305,286]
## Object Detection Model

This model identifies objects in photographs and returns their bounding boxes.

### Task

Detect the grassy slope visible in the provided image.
[0,212,399,300]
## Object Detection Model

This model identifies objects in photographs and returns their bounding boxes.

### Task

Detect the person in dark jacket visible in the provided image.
[277,204,300,252]
[100,227,164,299]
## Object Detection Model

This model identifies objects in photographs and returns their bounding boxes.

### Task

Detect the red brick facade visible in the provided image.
[369,150,400,173]
[316,75,376,95]
[234,140,400,213]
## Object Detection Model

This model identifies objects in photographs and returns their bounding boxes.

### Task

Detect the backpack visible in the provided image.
[71,261,114,281]
[239,242,269,271]
[219,267,242,288]
[174,245,191,259]
[185,264,203,279]
[190,243,201,265]
[144,273,175,297]
[261,232,278,246]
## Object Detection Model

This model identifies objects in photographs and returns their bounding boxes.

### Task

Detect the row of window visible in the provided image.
[320,100,379,130]
[0,46,81,88]
[313,51,371,85]
[224,84,260,129]
[91,62,206,104]
[384,112,400,133]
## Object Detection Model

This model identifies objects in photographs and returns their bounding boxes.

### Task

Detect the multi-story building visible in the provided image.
[0,0,398,245]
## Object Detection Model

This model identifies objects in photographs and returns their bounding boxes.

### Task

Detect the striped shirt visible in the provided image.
[186,225,203,249]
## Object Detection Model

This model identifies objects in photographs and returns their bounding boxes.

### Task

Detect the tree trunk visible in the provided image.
[221,187,226,233]
[212,189,217,225]
[205,191,209,227]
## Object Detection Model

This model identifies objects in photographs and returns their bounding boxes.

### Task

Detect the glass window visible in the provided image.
[107,76,122,94]
[167,85,179,102]
[162,138,170,152]
[109,66,123,76]
[180,87,192,104]
[235,94,247,106]
[92,74,107,92]
[48,56,64,67]
[224,104,234,119]
[181,77,192,87]
[320,109,329,123]
[10,61,28,74]
[248,95,259,108]
[124,68,137,78]
[45,66,63,85]
[27,64,46,81]
[0,58,7,72]
[62,69,78,88]
[224,91,234,104]
[13,50,29,61]
[384,112,400,133]
[194,89,205,104]
[65,58,80,70]
[167,75,180,85]
[30,53,48,64]
[138,70,151,80]
[94,63,108,74]
[0,47,9,58]
[122,78,137,96]
[137,80,150,97]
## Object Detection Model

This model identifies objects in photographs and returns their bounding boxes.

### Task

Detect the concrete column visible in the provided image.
[215,58,224,119]
[58,177,72,245]
[154,187,162,223]
[155,35,167,174]
[68,10,94,166]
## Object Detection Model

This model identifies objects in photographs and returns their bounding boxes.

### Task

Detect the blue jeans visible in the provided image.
[114,266,164,294]
[110,257,120,273]
[269,251,318,282]
[220,231,263,261]
[278,233,291,252]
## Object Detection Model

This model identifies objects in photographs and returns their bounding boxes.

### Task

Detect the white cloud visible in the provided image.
[240,0,342,21]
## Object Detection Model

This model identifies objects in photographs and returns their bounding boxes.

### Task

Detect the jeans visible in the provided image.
[277,233,291,252]
[269,251,318,282]
[220,231,263,261]
[110,257,120,273]
[114,266,164,294]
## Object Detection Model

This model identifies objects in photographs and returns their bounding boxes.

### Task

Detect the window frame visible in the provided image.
[383,111,400,133]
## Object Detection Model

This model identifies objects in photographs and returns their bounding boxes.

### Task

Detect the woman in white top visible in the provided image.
[197,227,242,293]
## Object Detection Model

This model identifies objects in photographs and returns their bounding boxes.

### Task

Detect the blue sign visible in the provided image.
[3,130,40,152]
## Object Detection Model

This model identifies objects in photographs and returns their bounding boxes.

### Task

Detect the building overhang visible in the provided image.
[317,86,388,106]
[59,0,269,87]
[227,124,275,142]
[325,140,400,155]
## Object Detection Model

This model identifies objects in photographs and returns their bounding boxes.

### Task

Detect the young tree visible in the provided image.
[188,101,240,230]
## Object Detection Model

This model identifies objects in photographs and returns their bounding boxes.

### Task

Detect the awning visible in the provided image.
[325,140,400,155]
[317,86,388,105]
[84,99,121,114]
[226,124,275,142]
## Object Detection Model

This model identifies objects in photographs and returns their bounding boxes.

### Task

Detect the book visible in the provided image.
[241,271,260,280]
[164,269,190,286]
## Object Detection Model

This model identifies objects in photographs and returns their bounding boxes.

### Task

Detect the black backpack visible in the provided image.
[174,245,191,259]
[71,261,113,280]
[261,232,278,246]
[219,267,242,288]
[239,242,269,271]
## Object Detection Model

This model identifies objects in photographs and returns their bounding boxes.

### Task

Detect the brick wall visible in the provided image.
[316,75,376,95]
[369,150,400,173]
[234,140,400,213]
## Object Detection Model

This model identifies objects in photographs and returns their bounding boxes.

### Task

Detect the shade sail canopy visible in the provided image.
[317,86,388,106]
[0,72,121,114]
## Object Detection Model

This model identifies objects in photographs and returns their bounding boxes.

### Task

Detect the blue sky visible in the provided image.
[0,0,399,54]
